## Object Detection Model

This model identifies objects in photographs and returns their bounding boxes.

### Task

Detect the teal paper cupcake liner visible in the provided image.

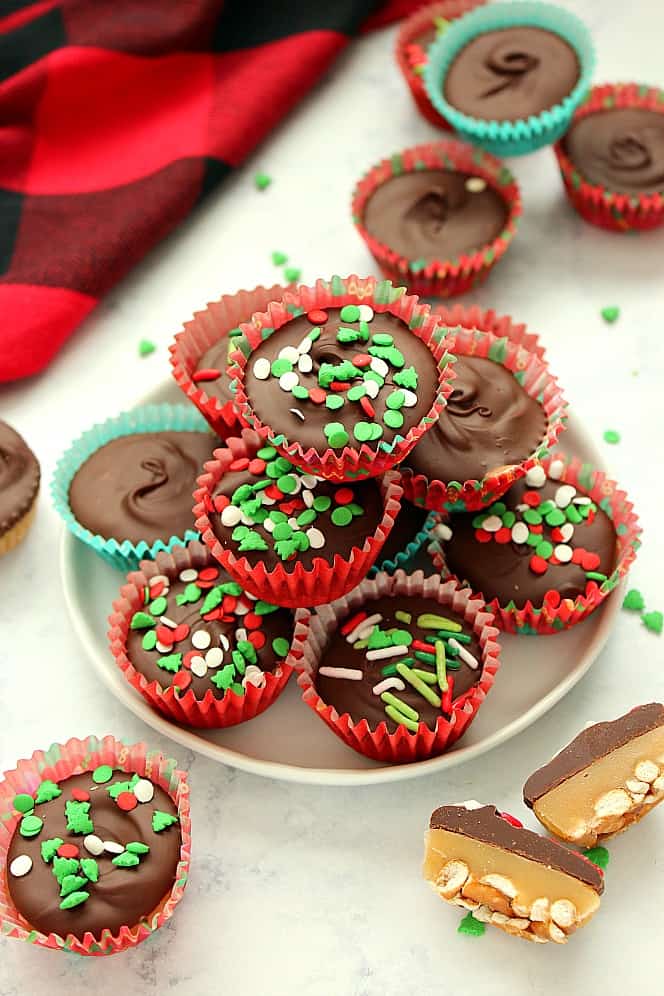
[52,403,211,572]
[369,510,438,577]
[424,2,595,157]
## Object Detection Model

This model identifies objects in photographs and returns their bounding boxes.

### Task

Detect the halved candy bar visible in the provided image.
[524,702,664,847]
[423,803,603,944]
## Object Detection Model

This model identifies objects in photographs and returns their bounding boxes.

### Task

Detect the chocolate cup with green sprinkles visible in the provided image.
[288,569,501,763]
[0,735,190,956]
[109,541,294,728]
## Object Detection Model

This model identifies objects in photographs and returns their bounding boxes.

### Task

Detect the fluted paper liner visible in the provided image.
[193,428,404,609]
[226,274,456,480]
[170,284,288,437]
[0,735,190,957]
[431,302,546,361]
[430,451,642,635]
[554,82,664,232]
[288,569,501,763]
[352,142,521,299]
[369,509,438,577]
[399,327,567,513]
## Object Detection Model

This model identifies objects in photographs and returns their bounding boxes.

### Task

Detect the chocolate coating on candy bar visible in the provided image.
[524,703,664,806]
[429,804,604,892]
[444,26,580,122]
[563,108,664,195]
[363,170,508,262]
[0,420,40,538]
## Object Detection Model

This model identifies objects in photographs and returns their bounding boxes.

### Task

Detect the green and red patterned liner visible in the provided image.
[430,451,642,635]
[108,541,294,728]
[0,735,190,957]
[398,327,567,514]
[351,142,521,299]
[193,428,404,609]
[554,82,664,232]
[432,302,546,361]
[170,284,288,438]
[288,569,501,763]
[395,0,488,131]
[226,275,457,481]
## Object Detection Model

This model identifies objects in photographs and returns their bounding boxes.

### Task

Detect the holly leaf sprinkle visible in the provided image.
[126,841,150,855]
[59,891,90,911]
[60,873,89,898]
[130,611,155,630]
[40,837,64,863]
[65,800,94,835]
[35,780,62,804]
[80,858,99,882]
[200,587,223,614]
[152,811,178,833]
[112,851,140,868]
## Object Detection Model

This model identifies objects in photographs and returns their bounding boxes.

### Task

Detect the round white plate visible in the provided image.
[61,381,620,785]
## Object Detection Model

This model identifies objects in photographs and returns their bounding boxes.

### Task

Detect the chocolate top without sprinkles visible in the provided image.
[562,107,664,195]
[0,419,40,537]
[68,431,218,545]
[524,703,664,806]
[363,170,509,262]
[315,594,482,733]
[7,769,181,940]
[429,804,604,893]
[243,307,438,454]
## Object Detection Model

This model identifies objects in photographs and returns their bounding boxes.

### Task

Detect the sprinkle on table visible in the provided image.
[603,429,621,444]
[583,845,609,870]
[284,266,302,283]
[622,589,645,612]
[138,338,156,357]
[600,306,620,324]
[642,611,663,635]
[254,171,272,190]
[458,911,486,937]
[271,250,288,266]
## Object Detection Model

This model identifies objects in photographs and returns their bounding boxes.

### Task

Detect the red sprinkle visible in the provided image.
[544,589,561,608]
[551,527,565,542]
[307,309,328,324]
[183,650,198,670]
[341,611,367,636]
[70,788,90,802]
[198,567,220,582]
[265,484,284,501]
[334,487,354,506]
[571,548,585,565]
[523,491,542,507]
[352,354,372,368]
[57,843,80,859]
[475,529,492,544]
[495,527,512,544]
[248,458,267,476]
[529,523,543,534]
[116,792,138,812]
[498,811,523,829]
[586,508,596,525]
[214,494,230,513]
[156,625,175,646]
[330,381,350,392]
[229,457,250,472]
[582,551,601,571]
[248,630,266,649]
[203,609,222,622]
[192,368,220,383]
[173,623,190,642]
[529,555,548,575]
[244,613,262,630]
[149,580,165,598]
[172,670,192,692]
[412,639,437,655]
[441,675,454,714]
[549,555,561,566]
[222,595,238,614]
[203,494,215,514]
[359,396,375,418]
[308,388,327,404]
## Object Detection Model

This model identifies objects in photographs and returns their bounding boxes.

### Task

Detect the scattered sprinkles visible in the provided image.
[642,611,663,635]
[138,339,156,357]
[271,250,288,266]
[254,172,272,191]
[284,266,302,283]
[622,589,645,612]
[600,306,620,324]
[603,429,621,444]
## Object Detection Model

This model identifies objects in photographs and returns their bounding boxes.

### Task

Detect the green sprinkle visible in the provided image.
[238,530,269,552]
[390,628,412,646]
[372,333,394,346]
[232,650,246,675]
[152,811,178,833]
[324,422,349,448]
[603,429,621,444]
[52,857,79,883]
[255,600,279,615]
[41,837,64,863]
[439,631,471,645]
[622,589,645,611]
[272,521,293,542]
[107,776,139,800]
[149,596,167,616]
[296,508,317,527]
[176,582,202,605]
[138,338,156,357]
[112,851,140,868]
[308,328,321,343]
[417,613,462,633]
[566,504,583,524]
[337,326,364,344]
[59,891,90,911]
[60,874,88,898]
[383,410,404,430]
[384,704,419,733]
[130,611,154,630]
[19,815,43,838]
[583,845,610,870]
[353,421,375,443]
[396,662,441,707]
[80,858,99,882]
[642,611,663,635]
[347,384,366,402]
[413,668,438,685]
[126,842,150,855]
[13,793,34,814]
[313,495,331,512]
[254,171,272,190]
[292,384,309,400]
[142,629,158,651]
[435,640,448,692]
[458,912,485,937]
[414,650,436,664]
[211,664,235,691]
[523,509,542,525]
[237,640,257,664]
[65,800,94,835]
[367,627,392,651]
[339,304,360,322]
[395,610,412,624]
[331,506,353,527]
[536,540,554,559]
[380,663,399,677]
[393,366,418,390]
[326,394,344,410]
[600,305,620,323]
[586,571,607,582]
[34,780,62,804]
[272,636,290,657]
[284,266,301,283]
[271,357,293,377]
[257,445,277,460]
[381,692,419,722]
[271,250,288,266]
[545,509,566,527]
[277,473,298,494]
[156,653,182,673]
[386,389,405,410]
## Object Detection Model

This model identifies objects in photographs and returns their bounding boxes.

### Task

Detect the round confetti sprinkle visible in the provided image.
[307,527,325,548]
[92,765,113,784]
[252,357,271,380]
[206,647,224,669]
[372,333,394,347]
[278,345,299,364]
[384,410,404,430]
[335,487,354,505]
[20,815,43,838]
[357,305,374,322]
[271,358,293,378]
[221,505,242,527]
[192,629,211,650]
[279,371,299,392]
[173,670,192,692]
[104,840,125,855]
[142,630,157,651]
[324,423,349,448]
[13,793,34,814]
[326,394,343,410]
[525,465,546,488]
[308,310,328,324]
[10,855,32,878]
[339,304,360,323]
[309,387,327,405]
[465,176,487,193]
[84,834,105,856]
[272,637,290,657]
[150,596,168,616]
[603,429,621,444]
[554,543,573,563]
[133,779,154,804]
[70,789,90,802]
[277,474,298,494]
[331,506,353,527]
[190,655,207,677]
[57,843,80,859]
[117,791,138,812]
[353,422,374,443]
[179,568,198,584]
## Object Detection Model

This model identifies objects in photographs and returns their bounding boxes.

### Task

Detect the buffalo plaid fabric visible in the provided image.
[0,0,418,382]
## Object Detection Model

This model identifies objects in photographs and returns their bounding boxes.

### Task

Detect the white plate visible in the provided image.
[60,381,620,785]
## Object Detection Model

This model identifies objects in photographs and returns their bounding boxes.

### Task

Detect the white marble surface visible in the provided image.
[1,1,664,993]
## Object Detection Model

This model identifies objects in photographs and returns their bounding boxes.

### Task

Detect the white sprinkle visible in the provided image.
[306,527,325,549]
[240,511,254,525]
[298,353,313,374]
[243,664,266,689]
[554,544,573,563]
[192,629,211,650]
[574,496,592,506]
[366,644,409,661]
[278,345,300,364]
[433,523,453,542]
[548,459,565,480]
[401,389,418,408]
[156,641,172,654]
[84,834,105,856]
[448,638,479,670]
[159,615,178,629]
[190,656,208,678]
[264,518,275,533]
[221,504,242,527]
[370,357,389,378]
[319,666,364,680]
[465,176,487,193]
[302,489,315,507]
[252,357,271,380]
[289,407,305,421]
[235,627,248,643]
[262,494,276,505]
[349,613,383,643]
[178,569,198,583]
[219,634,230,651]
[10,855,32,877]
[482,515,502,533]
[288,517,300,531]
[525,465,546,488]
[206,647,224,669]
[511,522,529,545]
[555,484,577,508]
[103,840,125,855]
[297,335,313,354]
[151,574,171,588]
[461,800,484,811]
[515,503,529,513]
[245,591,258,600]
[364,379,380,399]
[372,677,406,696]
[301,474,318,489]
[357,305,374,322]
[133,778,155,804]
[235,601,250,615]
[279,371,299,392]
[560,523,575,542]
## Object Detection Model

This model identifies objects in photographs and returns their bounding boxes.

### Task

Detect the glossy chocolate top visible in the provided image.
[563,108,664,194]
[0,420,40,538]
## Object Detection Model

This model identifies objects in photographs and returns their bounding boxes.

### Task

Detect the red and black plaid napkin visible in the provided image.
[0,0,418,383]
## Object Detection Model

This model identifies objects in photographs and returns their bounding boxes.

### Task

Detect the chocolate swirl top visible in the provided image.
[563,108,664,194]
[0,419,40,537]
[444,27,580,122]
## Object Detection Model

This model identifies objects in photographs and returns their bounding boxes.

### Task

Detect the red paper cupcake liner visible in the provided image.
[0,735,190,957]
[170,284,288,438]
[108,541,293,728]
[430,451,642,635]
[554,82,664,232]
[193,428,404,609]
[398,327,567,514]
[431,302,546,361]
[288,569,501,763]
[352,142,522,298]
[395,0,488,130]
[226,274,457,481]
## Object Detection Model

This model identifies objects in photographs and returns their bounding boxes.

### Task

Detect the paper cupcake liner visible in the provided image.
[430,451,642,635]
[170,284,288,437]
[398,327,567,514]
[395,0,488,131]
[0,501,38,557]
[431,302,546,361]
[108,541,293,728]
[0,735,190,957]
[351,143,521,299]
[51,404,211,572]
[193,428,404,609]
[226,275,456,480]
[288,569,501,763]
[424,2,595,157]
[369,509,438,577]
[554,82,664,232]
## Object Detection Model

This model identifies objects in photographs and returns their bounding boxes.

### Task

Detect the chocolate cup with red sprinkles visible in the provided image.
[109,541,294,728]
[170,284,288,439]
